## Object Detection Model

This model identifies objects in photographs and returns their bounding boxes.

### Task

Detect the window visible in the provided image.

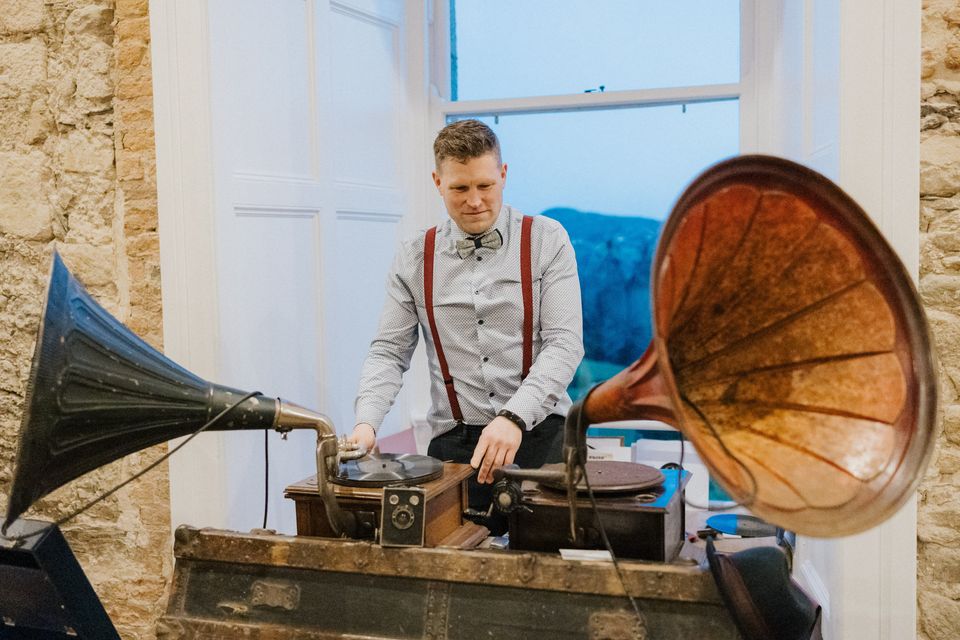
[436,1,743,409]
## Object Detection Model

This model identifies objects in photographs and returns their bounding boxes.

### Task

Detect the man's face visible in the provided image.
[433,152,507,235]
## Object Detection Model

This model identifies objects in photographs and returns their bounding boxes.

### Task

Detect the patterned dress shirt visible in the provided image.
[354,205,584,439]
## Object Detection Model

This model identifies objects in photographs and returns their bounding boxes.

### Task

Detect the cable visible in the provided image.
[262,427,269,529]
[676,436,741,512]
[5,391,263,543]
[574,408,644,624]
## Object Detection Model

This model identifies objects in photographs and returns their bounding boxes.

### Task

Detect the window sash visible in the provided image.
[436,83,740,119]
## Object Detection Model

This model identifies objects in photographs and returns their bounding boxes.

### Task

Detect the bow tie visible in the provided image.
[455,229,503,259]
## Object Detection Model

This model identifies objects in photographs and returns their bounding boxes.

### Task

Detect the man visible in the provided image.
[349,119,583,519]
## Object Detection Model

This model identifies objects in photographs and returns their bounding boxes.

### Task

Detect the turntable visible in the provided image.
[284,454,473,546]
[502,461,689,562]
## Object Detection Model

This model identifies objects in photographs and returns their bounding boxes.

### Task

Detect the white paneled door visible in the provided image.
[154,0,422,535]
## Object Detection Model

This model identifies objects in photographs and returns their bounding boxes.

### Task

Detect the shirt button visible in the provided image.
[489,392,495,397]
[478,319,484,325]
[475,290,480,294]
[483,357,489,362]
[476,256,482,261]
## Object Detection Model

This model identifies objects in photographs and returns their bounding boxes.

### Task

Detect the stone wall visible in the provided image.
[0,0,169,638]
[920,2,960,638]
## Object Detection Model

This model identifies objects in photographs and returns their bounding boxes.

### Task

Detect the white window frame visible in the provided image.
[428,1,753,157]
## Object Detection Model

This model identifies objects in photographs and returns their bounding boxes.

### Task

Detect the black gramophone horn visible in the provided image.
[4,251,352,535]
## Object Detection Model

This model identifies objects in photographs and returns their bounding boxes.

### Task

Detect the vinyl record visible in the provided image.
[333,453,444,487]
[538,461,665,494]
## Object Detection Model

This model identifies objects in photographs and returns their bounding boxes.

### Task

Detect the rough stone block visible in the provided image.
[927,309,960,368]
[24,98,53,144]
[0,39,46,99]
[117,39,147,71]
[65,4,114,36]
[126,232,159,258]
[116,150,143,181]
[0,150,53,241]
[929,229,960,253]
[115,16,150,42]
[117,179,155,201]
[57,244,115,287]
[922,273,960,308]
[123,201,157,234]
[58,129,114,173]
[116,96,153,125]
[920,542,960,591]
[919,591,960,640]
[116,71,153,100]
[121,126,155,152]
[115,0,149,20]
[76,39,113,100]
[922,135,960,196]
[0,0,45,34]
[943,406,960,446]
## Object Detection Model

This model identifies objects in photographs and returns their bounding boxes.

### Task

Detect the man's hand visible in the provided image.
[471,416,523,484]
[348,423,377,453]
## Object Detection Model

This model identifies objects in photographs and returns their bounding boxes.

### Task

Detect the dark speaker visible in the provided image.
[380,486,427,547]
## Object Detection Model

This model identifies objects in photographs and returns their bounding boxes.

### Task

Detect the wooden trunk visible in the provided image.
[157,526,740,639]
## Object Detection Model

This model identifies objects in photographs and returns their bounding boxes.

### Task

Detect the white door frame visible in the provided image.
[741,1,921,639]
[150,0,231,529]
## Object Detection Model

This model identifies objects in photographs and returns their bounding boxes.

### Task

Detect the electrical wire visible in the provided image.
[676,436,742,512]
[5,391,263,543]
[262,427,269,529]
[574,407,645,624]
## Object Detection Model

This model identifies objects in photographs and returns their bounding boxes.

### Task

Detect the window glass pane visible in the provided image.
[452,0,740,101]
[450,100,739,399]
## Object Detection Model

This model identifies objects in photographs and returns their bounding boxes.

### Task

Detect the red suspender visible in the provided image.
[520,215,534,380]
[424,226,464,423]
[424,218,534,423]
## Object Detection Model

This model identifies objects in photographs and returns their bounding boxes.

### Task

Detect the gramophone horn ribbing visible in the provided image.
[567,155,938,538]
[3,251,355,537]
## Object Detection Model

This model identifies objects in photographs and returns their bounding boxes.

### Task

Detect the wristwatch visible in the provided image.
[496,409,526,431]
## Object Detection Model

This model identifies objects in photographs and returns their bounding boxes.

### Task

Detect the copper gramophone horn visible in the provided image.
[575,155,938,538]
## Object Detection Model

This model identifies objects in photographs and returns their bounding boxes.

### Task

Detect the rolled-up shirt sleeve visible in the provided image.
[502,223,584,428]
[353,245,420,434]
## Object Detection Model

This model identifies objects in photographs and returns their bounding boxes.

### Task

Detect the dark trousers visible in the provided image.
[427,413,564,534]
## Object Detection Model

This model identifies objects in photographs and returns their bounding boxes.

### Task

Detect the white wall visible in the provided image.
[152,0,430,533]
